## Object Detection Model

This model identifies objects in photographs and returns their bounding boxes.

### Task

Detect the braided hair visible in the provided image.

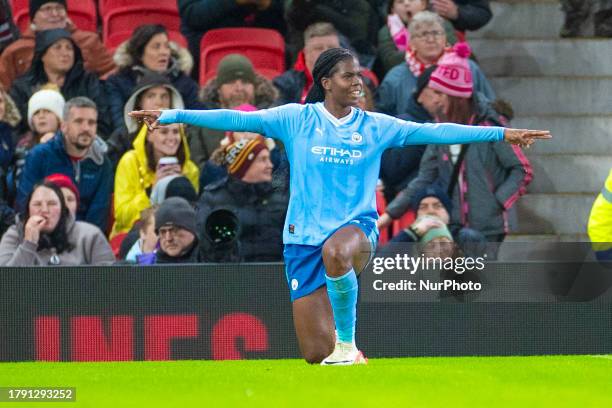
[305,48,356,104]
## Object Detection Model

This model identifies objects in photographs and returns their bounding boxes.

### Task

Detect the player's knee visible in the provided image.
[322,242,352,272]
[303,349,328,364]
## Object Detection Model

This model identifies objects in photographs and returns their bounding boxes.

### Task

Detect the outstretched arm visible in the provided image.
[129,109,267,134]
[382,116,551,149]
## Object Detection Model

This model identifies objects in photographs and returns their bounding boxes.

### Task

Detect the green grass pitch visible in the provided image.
[1,355,611,407]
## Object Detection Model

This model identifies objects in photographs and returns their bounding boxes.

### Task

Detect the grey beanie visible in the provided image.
[154,196,197,236]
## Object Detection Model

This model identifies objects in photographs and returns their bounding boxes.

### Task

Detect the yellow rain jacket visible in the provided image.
[587,169,612,258]
[111,124,199,236]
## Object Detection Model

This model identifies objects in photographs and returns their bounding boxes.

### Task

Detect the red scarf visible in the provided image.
[293,50,314,104]
[404,46,452,77]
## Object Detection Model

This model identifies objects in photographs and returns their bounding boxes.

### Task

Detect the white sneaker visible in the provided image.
[320,342,368,366]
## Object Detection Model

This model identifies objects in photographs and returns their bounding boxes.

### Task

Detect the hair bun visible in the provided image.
[453,42,471,59]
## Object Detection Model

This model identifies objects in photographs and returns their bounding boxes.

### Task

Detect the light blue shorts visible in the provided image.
[283,218,378,301]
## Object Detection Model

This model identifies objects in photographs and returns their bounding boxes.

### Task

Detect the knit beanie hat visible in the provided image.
[27,88,65,130]
[150,175,197,205]
[154,197,197,236]
[411,185,453,215]
[216,54,256,85]
[421,221,453,245]
[34,28,73,56]
[428,42,473,99]
[224,138,267,179]
[30,0,67,19]
[44,173,79,205]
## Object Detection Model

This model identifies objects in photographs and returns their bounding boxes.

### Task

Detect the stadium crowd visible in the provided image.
[0,0,605,266]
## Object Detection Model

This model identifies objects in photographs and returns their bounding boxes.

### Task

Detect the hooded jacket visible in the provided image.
[112,124,199,236]
[0,214,115,266]
[385,93,533,237]
[8,36,110,136]
[196,175,288,262]
[105,40,203,133]
[16,132,113,232]
[587,169,612,261]
[189,74,279,167]
[0,24,115,90]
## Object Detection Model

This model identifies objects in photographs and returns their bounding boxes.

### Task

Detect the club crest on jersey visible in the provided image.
[351,132,363,143]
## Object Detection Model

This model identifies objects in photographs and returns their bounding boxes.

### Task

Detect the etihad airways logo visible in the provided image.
[311,146,362,165]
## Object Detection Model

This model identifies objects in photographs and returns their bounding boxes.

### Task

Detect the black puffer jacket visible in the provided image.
[196,175,288,262]
[8,43,109,137]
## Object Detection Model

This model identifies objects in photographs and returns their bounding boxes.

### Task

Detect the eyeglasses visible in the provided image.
[412,30,445,40]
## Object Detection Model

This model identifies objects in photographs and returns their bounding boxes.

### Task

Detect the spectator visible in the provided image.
[0,0,114,90]
[8,28,110,136]
[112,122,199,237]
[197,103,287,189]
[587,169,612,261]
[140,197,200,264]
[378,45,532,243]
[177,0,286,80]
[191,54,278,167]
[105,24,202,134]
[44,173,78,217]
[431,0,492,33]
[0,181,114,266]
[388,185,488,256]
[124,206,158,263]
[0,86,20,174]
[16,97,113,233]
[274,22,341,105]
[377,0,457,76]
[197,138,288,262]
[376,11,494,121]
[106,72,185,167]
[285,0,378,67]
[560,0,612,37]
[0,0,19,55]
[8,88,65,200]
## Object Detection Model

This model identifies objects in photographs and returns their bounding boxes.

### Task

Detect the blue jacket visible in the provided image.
[16,133,113,232]
[376,59,496,121]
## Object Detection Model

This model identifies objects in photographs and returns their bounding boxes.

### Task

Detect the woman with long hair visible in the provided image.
[130,47,551,365]
[0,181,114,266]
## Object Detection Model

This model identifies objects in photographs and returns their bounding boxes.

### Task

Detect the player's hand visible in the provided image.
[431,0,459,20]
[129,110,162,131]
[503,128,552,148]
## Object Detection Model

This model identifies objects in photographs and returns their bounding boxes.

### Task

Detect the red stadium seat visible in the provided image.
[199,28,285,85]
[98,0,178,18]
[102,5,186,52]
[109,233,127,259]
[12,0,98,33]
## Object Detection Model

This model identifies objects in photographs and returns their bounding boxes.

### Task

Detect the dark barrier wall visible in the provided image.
[1,261,611,362]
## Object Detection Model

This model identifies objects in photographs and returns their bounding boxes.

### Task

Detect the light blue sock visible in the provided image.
[325,269,358,344]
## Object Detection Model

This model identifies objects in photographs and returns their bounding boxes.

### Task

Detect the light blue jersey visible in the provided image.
[159,103,504,246]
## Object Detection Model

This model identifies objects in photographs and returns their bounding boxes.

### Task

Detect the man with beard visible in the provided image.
[17,97,113,232]
[190,53,278,167]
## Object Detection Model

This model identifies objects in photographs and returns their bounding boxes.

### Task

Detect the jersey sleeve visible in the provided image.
[158,104,303,146]
[377,113,505,148]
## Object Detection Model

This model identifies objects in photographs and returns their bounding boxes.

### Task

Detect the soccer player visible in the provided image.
[131,48,551,365]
